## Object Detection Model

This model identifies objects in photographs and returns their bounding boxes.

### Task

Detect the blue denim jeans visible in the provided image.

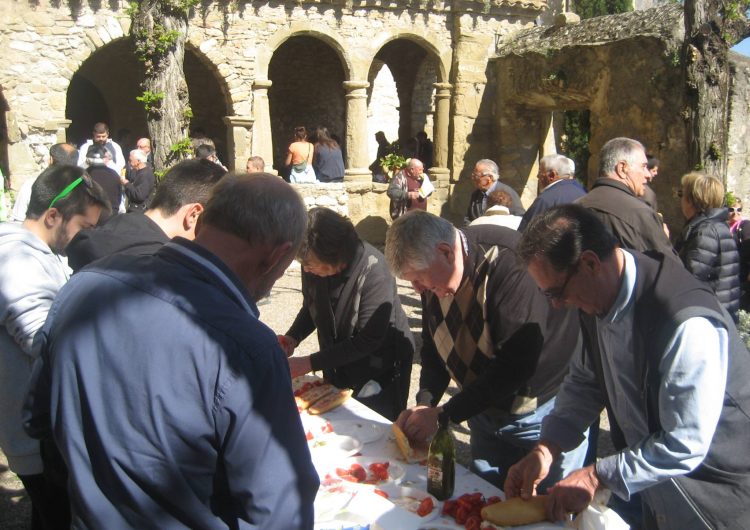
[468,397,590,492]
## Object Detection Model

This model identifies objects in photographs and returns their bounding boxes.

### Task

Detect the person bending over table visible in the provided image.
[280,207,414,421]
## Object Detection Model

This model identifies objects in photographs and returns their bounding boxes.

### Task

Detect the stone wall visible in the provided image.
[727,52,750,203]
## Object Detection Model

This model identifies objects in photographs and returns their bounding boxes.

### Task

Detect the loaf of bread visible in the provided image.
[391,423,414,461]
[308,389,353,415]
[480,495,548,526]
[296,384,336,410]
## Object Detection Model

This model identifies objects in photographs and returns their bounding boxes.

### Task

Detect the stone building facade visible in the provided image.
[1,0,748,241]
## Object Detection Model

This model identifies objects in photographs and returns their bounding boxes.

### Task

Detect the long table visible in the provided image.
[306,395,562,530]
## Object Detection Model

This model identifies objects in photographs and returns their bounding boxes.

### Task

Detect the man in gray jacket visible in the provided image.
[0,165,108,528]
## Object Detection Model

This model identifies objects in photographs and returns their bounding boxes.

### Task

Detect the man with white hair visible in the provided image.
[518,154,586,232]
[465,159,524,224]
[120,149,155,213]
[575,137,675,258]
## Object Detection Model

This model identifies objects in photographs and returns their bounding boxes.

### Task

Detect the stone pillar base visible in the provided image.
[344,168,373,183]
[429,166,450,186]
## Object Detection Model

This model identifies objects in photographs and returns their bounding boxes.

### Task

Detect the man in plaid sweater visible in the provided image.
[385,210,588,489]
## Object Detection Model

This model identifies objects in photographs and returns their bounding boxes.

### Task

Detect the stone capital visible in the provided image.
[222,116,254,128]
[343,80,370,93]
[433,83,453,98]
[253,79,273,91]
[44,119,72,132]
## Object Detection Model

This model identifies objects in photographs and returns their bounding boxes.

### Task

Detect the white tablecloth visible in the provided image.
[309,396,563,530]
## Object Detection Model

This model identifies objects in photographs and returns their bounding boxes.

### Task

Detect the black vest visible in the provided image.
[581,251,750,529]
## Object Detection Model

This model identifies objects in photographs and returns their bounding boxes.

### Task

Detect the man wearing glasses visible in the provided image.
[465,159,524,224]
[385,210,588,491]
[508,204,750,529]
[0,165,109,529]
[575,137,676,259]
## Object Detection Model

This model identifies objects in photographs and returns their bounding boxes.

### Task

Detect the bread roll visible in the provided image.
[480,495,548,526]
[308,389,353,415]
[297,384,336,410]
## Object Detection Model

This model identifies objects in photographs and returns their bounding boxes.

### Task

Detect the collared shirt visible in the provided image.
[542,249,728,500]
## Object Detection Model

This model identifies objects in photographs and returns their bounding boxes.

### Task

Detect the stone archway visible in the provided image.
[268,36,347,175]
[184,45,232,167]
[65,37,145,152]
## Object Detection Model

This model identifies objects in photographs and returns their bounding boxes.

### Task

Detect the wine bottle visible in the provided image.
[427,409,455,501]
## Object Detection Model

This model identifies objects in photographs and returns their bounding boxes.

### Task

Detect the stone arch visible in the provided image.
[266,35,349,175]
[366,36,443,157]
[368,32,449,83]
[184,43,233,164]
[257,26,352,81]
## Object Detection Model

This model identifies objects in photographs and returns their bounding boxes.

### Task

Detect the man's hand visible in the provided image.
[288,355,312,378]
[395,406,441,443]
[545,465,600,521]
[504,442,558,500]
[277,335,298,357]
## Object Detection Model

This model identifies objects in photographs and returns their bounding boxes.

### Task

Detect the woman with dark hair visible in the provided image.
[675,172,740,319]
[285,126,316,184]
[312,127,345,183]
[279,207,414,420]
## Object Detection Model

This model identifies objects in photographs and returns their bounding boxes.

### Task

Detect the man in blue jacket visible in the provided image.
[25,174,319,529]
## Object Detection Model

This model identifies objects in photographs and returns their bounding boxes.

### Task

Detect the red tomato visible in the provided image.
[349,463,367,483]
[455,505,470,525]
[416,497,434,517]
[305,431,313,441]
[368,462,389,481]
[442,499,457,516]
[322,422,333,433]
[464,514,482,530]
[373,489,389,499]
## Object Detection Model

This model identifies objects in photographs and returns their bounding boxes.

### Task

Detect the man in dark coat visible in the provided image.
[575,137,676,260]
[465,159,524,223]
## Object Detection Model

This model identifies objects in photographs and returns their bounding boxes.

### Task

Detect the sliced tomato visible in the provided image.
[442,499,457,517]
[305,431,314,441]
[455,505,470,524]
[416,496,434,517]
[465,514,482,530]
[373,489,389,499]
[349,463,367,483]
[368,462,389,481]
[322,421,334,433]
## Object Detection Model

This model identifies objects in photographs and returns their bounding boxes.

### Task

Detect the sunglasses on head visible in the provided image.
[729,207,742,213]
[48,174,92,209]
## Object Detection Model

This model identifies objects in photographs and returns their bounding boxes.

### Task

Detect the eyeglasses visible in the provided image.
[471,172,492,180]
[543,264,578,301]
[48,174,92,209]
[729,207,742,213]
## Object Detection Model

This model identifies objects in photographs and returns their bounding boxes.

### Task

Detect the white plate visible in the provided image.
[321,457,405,485]
[330,420,387,444]
[377,485,440,523]
[311,434,364,458]
[315,485,356,521]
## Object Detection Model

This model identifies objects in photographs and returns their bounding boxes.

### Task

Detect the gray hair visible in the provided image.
[475,159,499,181]
[200,173,307,252]
[598,138,644,178]
[540,154,575,177]
[130,149,148,164]
[385,210,456,277]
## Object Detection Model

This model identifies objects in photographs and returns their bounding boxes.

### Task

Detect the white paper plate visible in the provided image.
[311,434,364,459]
[377,485,440,523]
[315,486,356,521]
[330,420,387,444]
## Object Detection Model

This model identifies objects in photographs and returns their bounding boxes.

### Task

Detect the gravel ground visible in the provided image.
[0,261,614,528]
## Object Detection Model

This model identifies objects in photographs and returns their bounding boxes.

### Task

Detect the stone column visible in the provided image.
[430,82,452,186]
[343,80,371,182]
[251,79,273,172]
[222,116,254,172]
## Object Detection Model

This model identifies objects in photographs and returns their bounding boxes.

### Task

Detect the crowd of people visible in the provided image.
[0,127,748,530]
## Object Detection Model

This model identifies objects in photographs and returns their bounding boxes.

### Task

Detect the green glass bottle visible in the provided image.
[427,409,455,501]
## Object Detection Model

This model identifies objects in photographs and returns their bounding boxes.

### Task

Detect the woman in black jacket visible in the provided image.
[279,207,414,420]
[675,172,740,320]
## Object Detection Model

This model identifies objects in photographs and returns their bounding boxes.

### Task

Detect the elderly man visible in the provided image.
[67,159,226,271]
[77,122,126,174]
[576,138,675,258]
[1,165,109,528]
[517,154,586,232]
[508,203,750,528]
[465,159,524,223]
[246,155,265,172]
[24,174,318,528]
[387,158,429,219]
[121,149,155,212]
[385,210,587,490]
[135,137,153,166]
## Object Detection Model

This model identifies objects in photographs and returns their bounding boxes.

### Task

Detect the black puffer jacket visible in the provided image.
[675,208,740,319]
